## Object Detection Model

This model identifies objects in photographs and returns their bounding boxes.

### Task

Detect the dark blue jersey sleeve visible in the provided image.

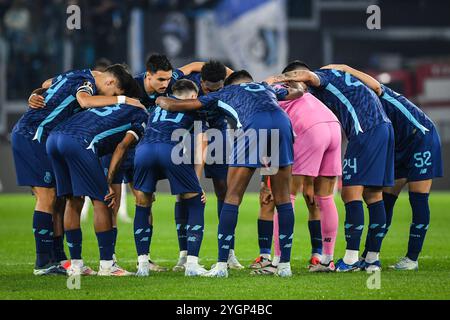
[313,70,333,88]
[267,83,289,101]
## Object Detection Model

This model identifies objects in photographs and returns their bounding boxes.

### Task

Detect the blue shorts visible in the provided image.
[204,163,228,180]
[11,131,55,188]
[230,110,294,169]
[395,126,443,181]
[343,123,395,187]
[133,142,202,195]
[46,133,108,201]
[100,151,135,185]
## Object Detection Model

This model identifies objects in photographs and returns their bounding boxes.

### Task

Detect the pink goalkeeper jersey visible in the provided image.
[279,92,340,136]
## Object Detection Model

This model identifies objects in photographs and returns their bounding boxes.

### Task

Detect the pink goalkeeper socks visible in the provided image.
[315,195,338,256]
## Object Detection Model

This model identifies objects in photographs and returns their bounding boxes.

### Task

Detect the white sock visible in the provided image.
[343,250,359,265]
[272,255,280,266]
[112,254,117,263]
[179,250,188,259]
[278,262,290,269]
[365,252,379,264]
[100,260,114,269]
[261,253,271,259]
[229,249,235,257]
[138,254,149,264]
[187,256,198,265]
[216,262,228,270]
[71,259,84,269]
[322,255,333,265]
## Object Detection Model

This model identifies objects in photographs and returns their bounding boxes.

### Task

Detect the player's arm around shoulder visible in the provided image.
[178,62,205,76]
[272,70,321,88]
[155,96,203,112]
[321,64,383,96]
[76,91,145,110]
[27,77,55,109]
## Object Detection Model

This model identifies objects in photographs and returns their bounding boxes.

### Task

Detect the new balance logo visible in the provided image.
[324,237,332,243]
[344,175,352,180]
[420,168,428,175]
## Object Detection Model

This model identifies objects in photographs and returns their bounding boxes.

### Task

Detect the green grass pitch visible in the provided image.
[0,193,449,300]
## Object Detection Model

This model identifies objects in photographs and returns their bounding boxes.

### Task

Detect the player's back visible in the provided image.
[52,103,148,156]
[380,84,435,150]
[310,69,389,138]
[142,102,199,145]
[279,92,340,136]
[199,82,284,129]
[13,69,96,143]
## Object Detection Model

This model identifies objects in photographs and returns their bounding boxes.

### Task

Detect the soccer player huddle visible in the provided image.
[11,54,443,278]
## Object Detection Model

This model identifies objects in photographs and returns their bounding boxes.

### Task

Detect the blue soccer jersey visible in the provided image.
[52,104,148,157]
[141,101,200,145]
[379,85,442,181]
[198,82,288,129]
[170,69,229,131]
[380,84,435,150]
[13,69,96,143]
[310,69,390,138]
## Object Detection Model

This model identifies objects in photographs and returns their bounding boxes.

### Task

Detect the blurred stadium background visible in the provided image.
[0,0,449,193]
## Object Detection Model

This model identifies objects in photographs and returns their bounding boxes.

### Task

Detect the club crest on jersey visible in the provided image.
[44,172,53,184]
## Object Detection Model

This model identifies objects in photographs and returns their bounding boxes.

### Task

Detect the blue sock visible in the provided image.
[407,192,430,261]
[365,201,387,254]
[258,219,273,255]
[53,236,67,262]
[134,206,152,256]
[276,203,295,263]
[217,200,224,220]
[112,227,118,254]
[184,194,205,257]
[175,201,188,252]
[363,193,398,258]
[217,203,239,262]
[96,230,115,261]
[65,229,82,260]
[308,220,322,255]
[33,211,54,268]
[218,200,236,250]
[344,201,364,251]
[383,192,398,233]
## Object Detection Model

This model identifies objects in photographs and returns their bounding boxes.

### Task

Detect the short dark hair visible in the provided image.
[282,60,311,73]
[94,58,112,72]
[146,54,173,74]
[105,64,141,98]
[224,70,253,86]
[201,60,227,83]
[172,79,199,96]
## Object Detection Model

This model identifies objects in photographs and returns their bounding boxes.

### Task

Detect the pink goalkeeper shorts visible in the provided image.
[292,121,342,177]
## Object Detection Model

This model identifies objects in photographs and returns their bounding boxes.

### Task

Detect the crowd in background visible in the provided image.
[0,0,219,99]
